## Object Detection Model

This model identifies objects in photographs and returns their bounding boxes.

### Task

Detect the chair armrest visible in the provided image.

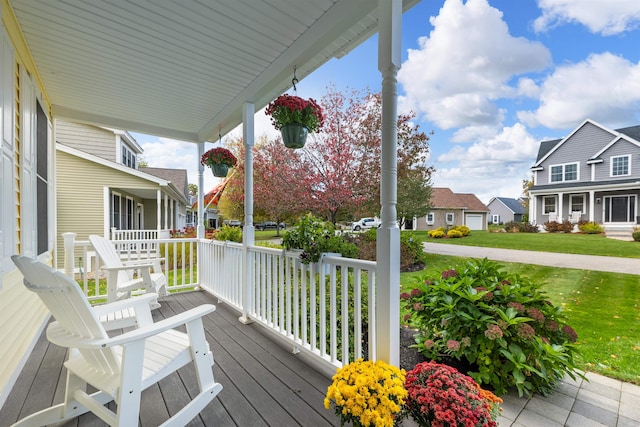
[91,293,156,317]
[47,304,216,349]
[100,263,154,271]
[122,258,165,267]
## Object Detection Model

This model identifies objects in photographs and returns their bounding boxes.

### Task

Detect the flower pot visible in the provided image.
[280,123,309,149]
[210,163,229,178]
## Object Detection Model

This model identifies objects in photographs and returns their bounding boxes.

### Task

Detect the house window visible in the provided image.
[426,213,434,225]
[126,197,134,230]
[550,163,578,182]
[492,214,500,224]
[445,212,454,225]
[111,192,121,229]
[36,101,49,255]
[543,196,556,214]
[611,155,630,176]
[121,143,136,169]
[570,195,584,213]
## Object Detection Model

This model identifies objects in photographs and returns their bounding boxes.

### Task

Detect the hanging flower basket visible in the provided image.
[201,147,237,178]
[265,94,324,149]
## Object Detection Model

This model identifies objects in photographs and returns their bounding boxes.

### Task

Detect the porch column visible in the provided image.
[376,0,401,366]
[558,192,564,222]
[156,190,162,232]
[197,143,205,239]
[589,190,595,222]
[529,195,536,225]
[240,102,255,324]
[164,193,169,230]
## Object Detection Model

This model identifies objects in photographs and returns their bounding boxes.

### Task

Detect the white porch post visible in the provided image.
[557,192,564,222]
[156,190,162,233]
[240,102,255,324]
[197,142,205,239]
[589,190,595,222]
[164,193,169,230]
[376,0,401,366]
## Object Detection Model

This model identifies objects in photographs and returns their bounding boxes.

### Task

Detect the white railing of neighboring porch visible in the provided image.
[63,233,198,303]
[64,234,377,369]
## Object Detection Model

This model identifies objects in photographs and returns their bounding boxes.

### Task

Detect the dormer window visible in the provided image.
[550,162,578,182]
[611,155,630,177]
[121,143,137,169]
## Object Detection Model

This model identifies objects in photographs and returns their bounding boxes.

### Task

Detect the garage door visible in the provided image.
[465,214,484,230]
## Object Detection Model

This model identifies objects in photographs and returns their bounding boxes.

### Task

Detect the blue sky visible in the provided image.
[134,0,640,204]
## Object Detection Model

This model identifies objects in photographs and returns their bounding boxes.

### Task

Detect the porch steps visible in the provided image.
[604,225,635,241]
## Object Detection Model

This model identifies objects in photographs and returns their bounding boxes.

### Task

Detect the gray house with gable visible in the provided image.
[487,197,525,224]
[529,119,640,233]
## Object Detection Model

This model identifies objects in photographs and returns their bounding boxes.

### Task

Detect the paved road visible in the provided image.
[422,242,640,275]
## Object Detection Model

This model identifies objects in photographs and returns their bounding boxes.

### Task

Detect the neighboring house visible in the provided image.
[487,197,525,224]
[416,188,490,231]
[529,119,640,231]
[55,120,189,268]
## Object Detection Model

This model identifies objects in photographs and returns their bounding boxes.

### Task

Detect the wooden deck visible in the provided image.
[0,291,340,426]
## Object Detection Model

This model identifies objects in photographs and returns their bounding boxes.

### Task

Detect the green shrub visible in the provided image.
[544,220,573,233]
[215,224,243,243]
[428,228,445,238]
[401,258,582,397]
[578,221,604,234]
[282,214,357,263]
[447,229,463,238]
[503,221,539,233]
[400,233,425,269]
[633,228,640,242]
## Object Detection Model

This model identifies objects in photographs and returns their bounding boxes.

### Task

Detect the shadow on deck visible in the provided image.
[0,291,340,426]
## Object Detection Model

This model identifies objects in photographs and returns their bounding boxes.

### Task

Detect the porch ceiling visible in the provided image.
[10,0,419,143]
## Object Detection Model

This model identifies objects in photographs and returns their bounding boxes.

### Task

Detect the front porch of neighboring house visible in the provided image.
[530,188,640,239]
[1,234,376,424]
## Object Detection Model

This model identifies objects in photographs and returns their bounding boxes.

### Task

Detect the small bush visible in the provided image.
[282,214,357,263]
[215,224,243,242]
[401,258,582,397]
[447,229,463,238]
[633,228,640,242]
[544,220,573,233]
[400,233,425,269]
[428,228,445,238]
[578,221,604,234]
[503,221,539,233]
[451,225,471,236]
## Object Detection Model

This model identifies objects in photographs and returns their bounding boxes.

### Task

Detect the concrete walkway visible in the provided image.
[422,242,640,426]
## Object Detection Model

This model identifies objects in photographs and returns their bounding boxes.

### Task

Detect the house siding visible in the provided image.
[537,122,615,185]
[0,16,52,408]
[594,139,639,181]
[488,201,512,223]
[55,149,164,268]
[56,120,116,162]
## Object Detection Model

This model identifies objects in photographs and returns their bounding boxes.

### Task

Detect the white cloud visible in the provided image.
[398,0,551,129]
[433,123,538,203]
[518,52,640,129]
[534,0,640,36]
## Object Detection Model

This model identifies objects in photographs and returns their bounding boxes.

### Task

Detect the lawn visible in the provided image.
[408,230,640,258]
[401,252,640,385]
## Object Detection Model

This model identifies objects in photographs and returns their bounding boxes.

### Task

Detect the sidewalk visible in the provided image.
[422,242,640,426]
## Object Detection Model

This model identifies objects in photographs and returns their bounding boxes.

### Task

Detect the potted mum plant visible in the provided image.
[324,358,407,427]
[265,94,324,148]
[403,361,502,427]
[201,147,237,177]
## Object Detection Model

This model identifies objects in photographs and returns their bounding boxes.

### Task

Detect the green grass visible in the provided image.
[409,230,640,258]
[401,253,640,385]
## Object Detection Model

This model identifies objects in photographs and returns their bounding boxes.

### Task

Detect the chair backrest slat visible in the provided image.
[11,255,120,375]
[90,234,133,282]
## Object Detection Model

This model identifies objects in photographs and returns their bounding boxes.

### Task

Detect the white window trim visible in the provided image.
[610,154,631,177]
[549,162,579,183]
[426,212,434,225]
[543,195,557,214]
[445,212,454,225]
[569,194,584,213]
[492,214,500,224]
[111,191,122,229]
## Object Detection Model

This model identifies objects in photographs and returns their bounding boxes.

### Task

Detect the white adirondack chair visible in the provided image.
[89,234,167,307]
[10,255,223,427]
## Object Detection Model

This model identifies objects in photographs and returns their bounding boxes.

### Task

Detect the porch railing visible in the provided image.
[198,240,377,368]
[63,234,377,370]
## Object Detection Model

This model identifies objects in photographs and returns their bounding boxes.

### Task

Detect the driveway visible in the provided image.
[422,242,640,275]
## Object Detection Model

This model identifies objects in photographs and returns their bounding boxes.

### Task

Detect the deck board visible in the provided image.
[0,291,340,427]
